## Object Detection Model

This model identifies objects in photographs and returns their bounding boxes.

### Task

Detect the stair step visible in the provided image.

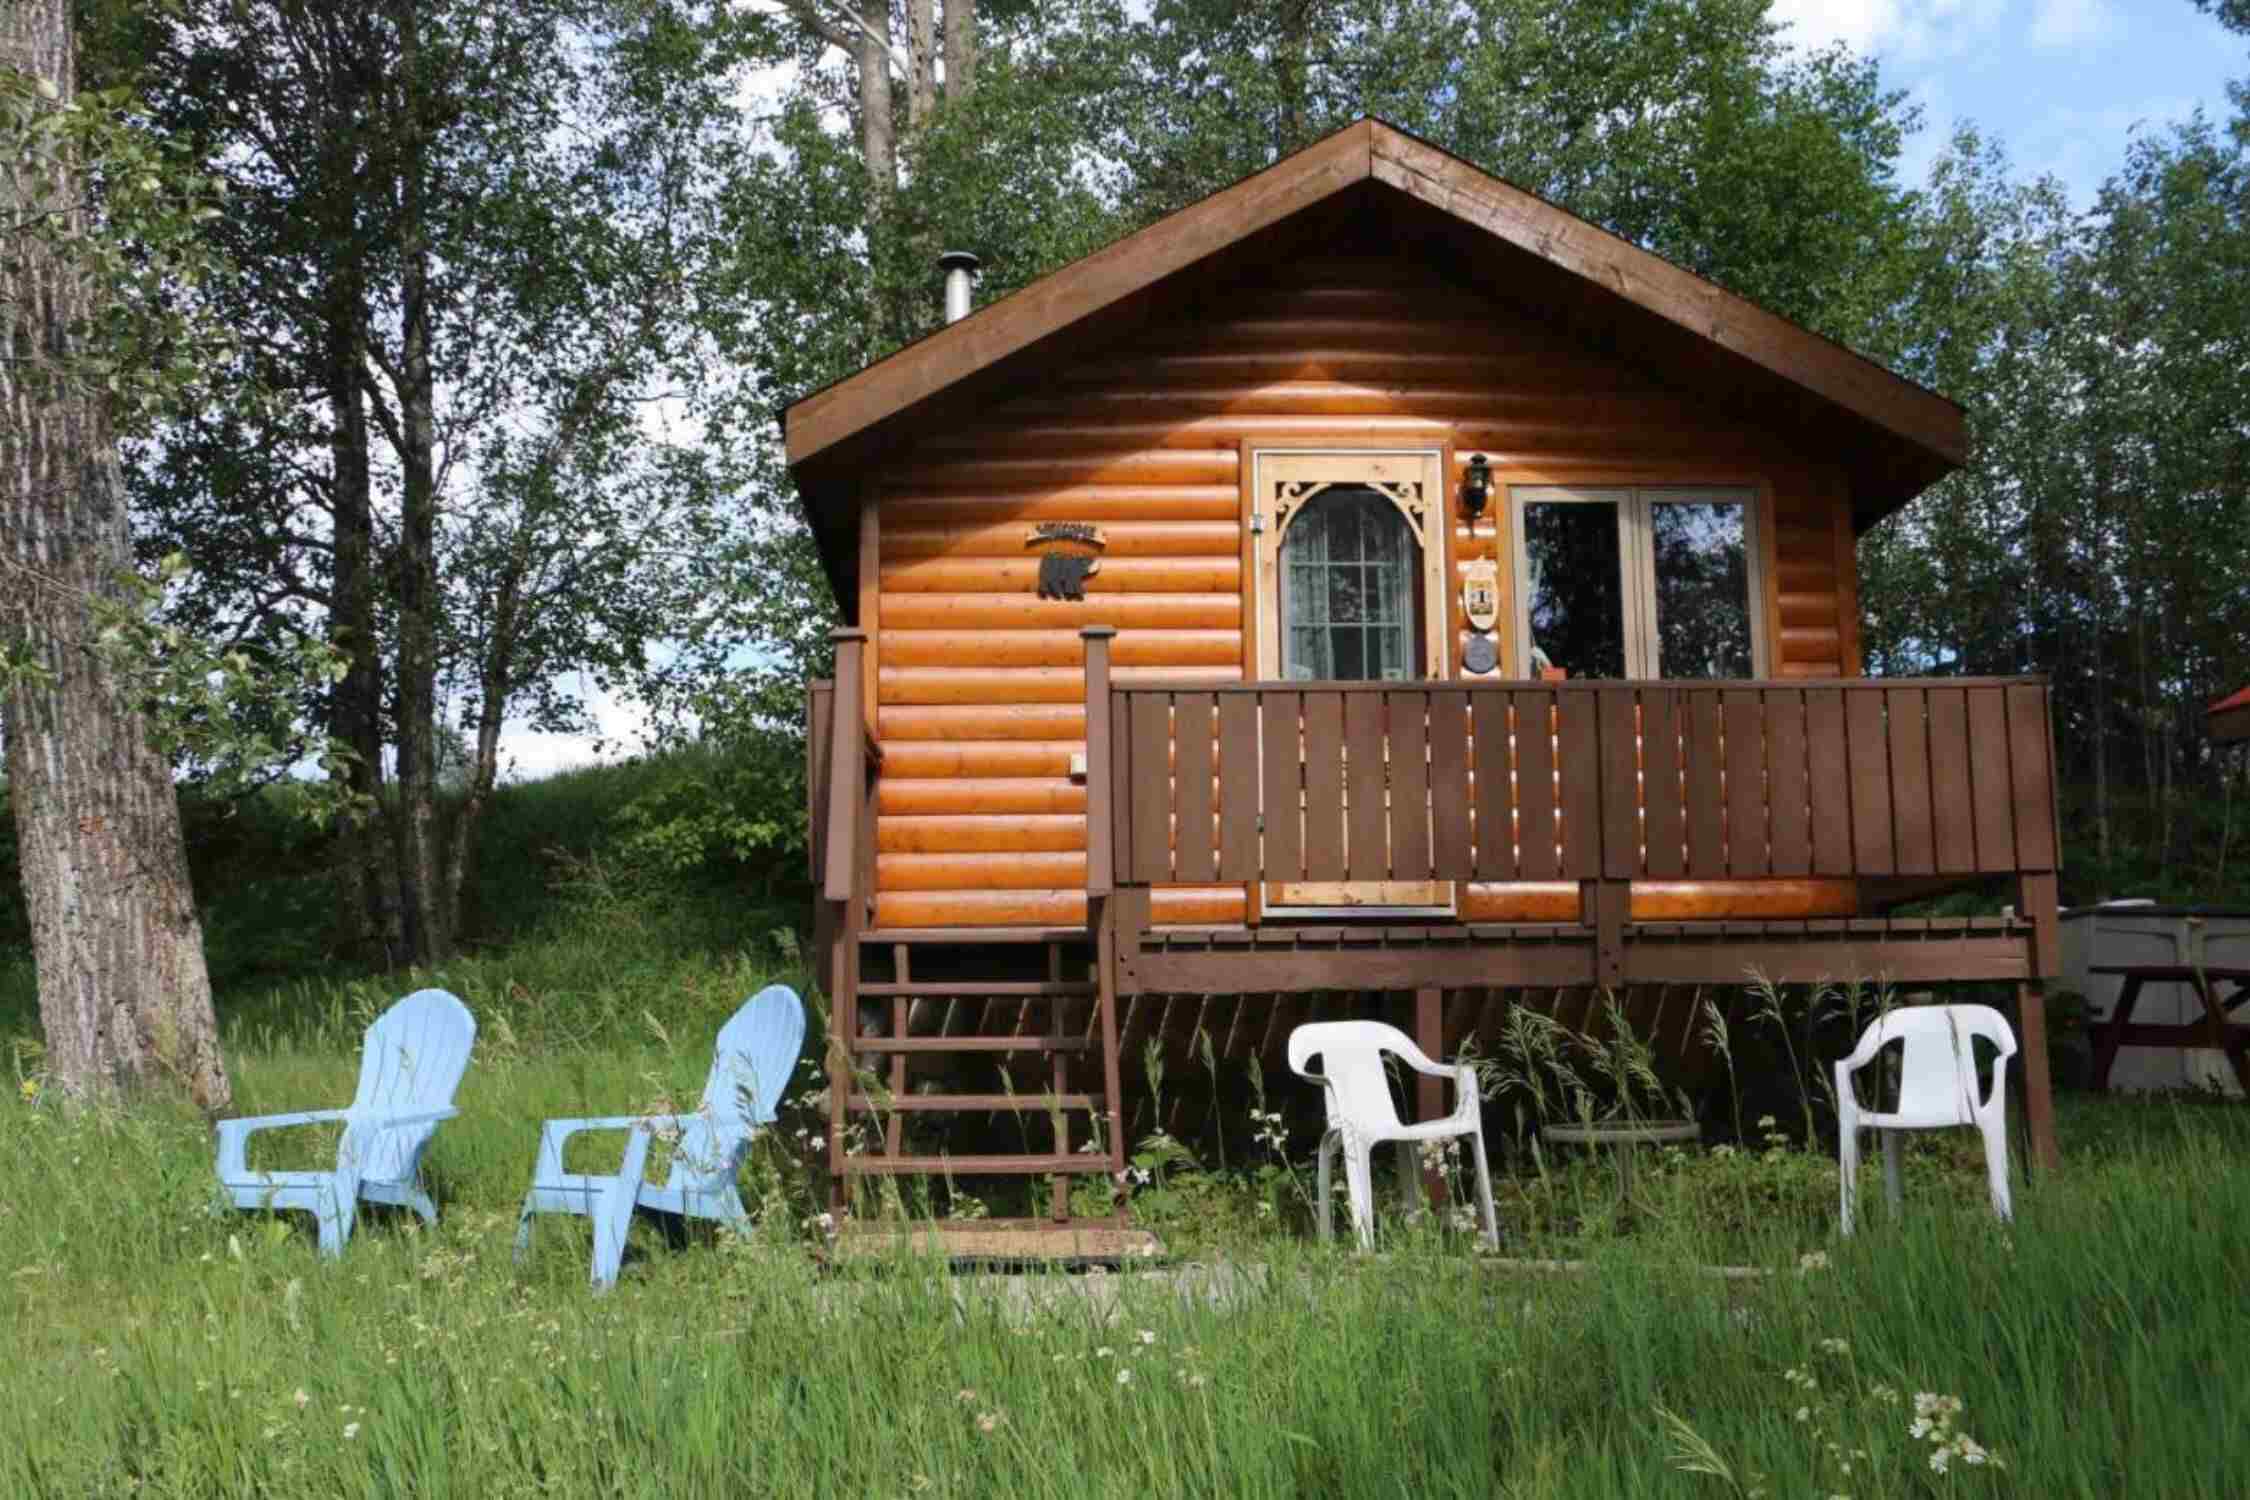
[846,1093,1099,1113]
[838,1153,1118,1176]
[850,1036,1093,1054]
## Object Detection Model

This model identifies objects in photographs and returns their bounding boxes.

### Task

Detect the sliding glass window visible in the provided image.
[1512,487,1763,679]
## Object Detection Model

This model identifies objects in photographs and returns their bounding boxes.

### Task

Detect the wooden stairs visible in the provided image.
[826,931,1129,1225]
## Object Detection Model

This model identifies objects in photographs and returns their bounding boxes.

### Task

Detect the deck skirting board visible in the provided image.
[1119,925,2034,995]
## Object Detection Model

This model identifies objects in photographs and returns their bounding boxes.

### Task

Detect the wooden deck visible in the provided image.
[811,631,2065,1215]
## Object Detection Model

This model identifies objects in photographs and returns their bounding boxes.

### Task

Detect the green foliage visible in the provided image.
[0,63,237,430]
[607,731,813,892]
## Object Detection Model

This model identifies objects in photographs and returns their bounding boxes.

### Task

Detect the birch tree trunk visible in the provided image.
[943,0,976,96]
[391,0,450,964]
[907,0,937,129]
[0,0,230,1112]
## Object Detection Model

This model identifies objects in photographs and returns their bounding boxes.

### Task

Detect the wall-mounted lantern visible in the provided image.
[1461,452,1493,522]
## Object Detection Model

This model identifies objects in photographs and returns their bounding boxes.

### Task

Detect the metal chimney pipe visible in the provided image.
[939,250,980,324]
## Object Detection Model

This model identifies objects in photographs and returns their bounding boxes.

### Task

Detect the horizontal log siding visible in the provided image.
[871,256,1857,929]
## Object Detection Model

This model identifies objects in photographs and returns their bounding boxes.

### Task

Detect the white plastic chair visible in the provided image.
[1286,1021,1499,1251]
[1834,1003,2016,1236]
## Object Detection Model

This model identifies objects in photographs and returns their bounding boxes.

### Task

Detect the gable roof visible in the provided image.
[785,117,1966,609]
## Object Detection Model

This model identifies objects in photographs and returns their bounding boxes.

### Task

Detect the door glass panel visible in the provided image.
[1649,499,1753,678]
[1521,497,1627,678]
[1281,488,1417,681]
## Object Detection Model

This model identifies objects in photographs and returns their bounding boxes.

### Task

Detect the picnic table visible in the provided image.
[2088,964,2250,1094]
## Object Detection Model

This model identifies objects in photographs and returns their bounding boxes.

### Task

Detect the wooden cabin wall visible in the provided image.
[868,253,1862,932]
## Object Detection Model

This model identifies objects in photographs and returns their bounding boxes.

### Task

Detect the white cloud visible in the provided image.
[497,678,657,783]
[2029,0,2121,49]
[1766,0,2009,63]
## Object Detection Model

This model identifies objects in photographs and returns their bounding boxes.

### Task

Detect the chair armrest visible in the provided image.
[215,1110,351,1178]
[533,1114,689,1177]
[1837,1028,1890,1076]
[369,1107,459,1131]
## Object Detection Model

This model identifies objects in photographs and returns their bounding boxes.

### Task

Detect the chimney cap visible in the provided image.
[937,250,981,274]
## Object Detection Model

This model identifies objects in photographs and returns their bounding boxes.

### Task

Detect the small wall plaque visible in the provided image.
[1025,521,1107,549]
[1461,559,1500,633]
[1462,633,1499,675]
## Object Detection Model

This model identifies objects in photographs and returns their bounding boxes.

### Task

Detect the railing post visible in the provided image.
[823,629,867,905]
[823,627,867,1209]
[1083,627,1115,899]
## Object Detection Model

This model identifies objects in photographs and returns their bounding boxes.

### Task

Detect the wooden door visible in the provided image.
[1249,447,1454,915]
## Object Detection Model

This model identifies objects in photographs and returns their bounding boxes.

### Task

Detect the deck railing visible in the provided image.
[1097,674,2059,890]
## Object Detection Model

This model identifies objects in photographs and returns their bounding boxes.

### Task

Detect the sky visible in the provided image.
[498,0,2249,781]
[1770,0,2245,202]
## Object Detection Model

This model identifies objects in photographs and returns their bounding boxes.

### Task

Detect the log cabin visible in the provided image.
[788,118,2063,1225]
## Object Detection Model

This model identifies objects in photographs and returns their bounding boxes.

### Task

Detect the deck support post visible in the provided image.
[1416,987,1449,1210]
[2017,871,2061,1174]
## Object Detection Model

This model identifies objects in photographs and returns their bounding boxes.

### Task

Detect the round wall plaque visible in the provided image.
[1462,633,1498,675]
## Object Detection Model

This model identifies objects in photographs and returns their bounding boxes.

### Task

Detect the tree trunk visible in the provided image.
[907,0,937,129]
[857,0,896,220]
[391,0,449,964]
[325,271,399,967]
[0,0,230,1113]
[943,0,976,97]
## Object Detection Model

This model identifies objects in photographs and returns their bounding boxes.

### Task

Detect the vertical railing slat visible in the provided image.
[1216,693,1261,881]
[1129,693,1172,884]
[1927,687,1975,874]
[1888,686,1935,875]
[1639,688,1685,879]
[1515,689,1560,880]
[1472,689,1514,879]
[1303,692,1348,881]
[1390,692,1432,881]
[1805,687,1853,875]
[1345,693,1388,881]
[1965,687,2015,872]
[1598,687,1640,881]
[2007,683,2059,870]
[1765,689,1811,877]
[1556,691,1601,879]
[1173,692,1217,883]
[1684,690,1728,877]
[1263,691,1304,882]
[1846,688,1894,875]
[1429,691,1473,878]
[1724,688,1768,877]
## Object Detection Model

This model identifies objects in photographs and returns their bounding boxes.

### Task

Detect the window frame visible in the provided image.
[1275,485,1427,682]
[1509,484,1768,680]
[1249,447,1452,683]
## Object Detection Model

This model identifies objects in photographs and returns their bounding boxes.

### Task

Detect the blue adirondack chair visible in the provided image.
[514,983,806,1288]
[214,988,477,1256]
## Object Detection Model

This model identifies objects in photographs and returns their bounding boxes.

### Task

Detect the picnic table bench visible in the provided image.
[2088,964,2250,1094]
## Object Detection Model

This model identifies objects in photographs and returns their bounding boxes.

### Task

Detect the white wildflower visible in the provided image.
[1115,1368,1132,1386]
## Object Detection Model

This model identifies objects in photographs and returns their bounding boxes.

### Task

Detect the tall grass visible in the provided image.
[4,1076,2246,1497]
[6,755,2250,1495]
